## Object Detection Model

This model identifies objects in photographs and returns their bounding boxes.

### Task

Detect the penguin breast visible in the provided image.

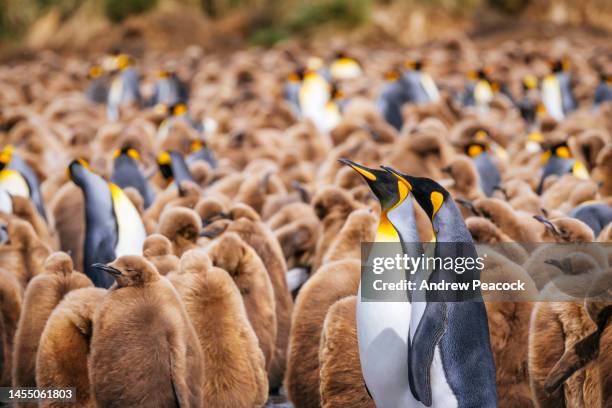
[109,183,146,257]
[0,169,30,198]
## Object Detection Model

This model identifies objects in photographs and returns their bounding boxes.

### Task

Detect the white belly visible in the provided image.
[357,284,425,408]
[542,76,564,121]
[431,346,458,408]
[109,184,146,257]
[0,189,12,214]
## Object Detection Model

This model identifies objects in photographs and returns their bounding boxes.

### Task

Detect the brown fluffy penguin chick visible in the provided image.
[12,252,92,390]
[466,216,514,244]
[472,198,545,242]
[225,204,293,390]
[267,202,321,269]
[537,216,595,243]
[36,287,107,408]
[143,234,180,275]
[0,219,51,287]
[442,155,484,201]
[319,295,374,408]
[90,256,203,408]
[479,252,535,407]
[10,195,57,249]
[311,186,362,272]
[171,250,268,407]
[206,232,277,370]
[0,268,22,386]
[49,182,84,270]
[157,207,201,257]
[528,254,603,408]
[285,259,361,408]
[321,208,377,266]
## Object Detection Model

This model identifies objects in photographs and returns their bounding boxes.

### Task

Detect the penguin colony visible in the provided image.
[0,33,610,408]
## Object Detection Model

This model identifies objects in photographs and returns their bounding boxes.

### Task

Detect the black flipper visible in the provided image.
[408,302,447,406]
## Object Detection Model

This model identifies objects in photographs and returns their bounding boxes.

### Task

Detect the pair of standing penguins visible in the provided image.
[341,159,497,408]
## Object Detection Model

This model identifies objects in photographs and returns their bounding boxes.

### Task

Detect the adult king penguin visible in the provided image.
[157,150,195,188]
[463,131,502,197]
[541,59,576,121]
[537,141,588,194]
[383,166,498,408]
[340,159,425,408]
[0,145,46,219]
[377,69,406,131]
[68,159,146,288]
[401,60,440,105]
[111,147,155,209]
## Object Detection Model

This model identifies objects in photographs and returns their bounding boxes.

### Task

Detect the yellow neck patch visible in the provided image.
[0,145,14,165]
[467,144,484,157]
[555,146,571,159]
[158,151,171,165]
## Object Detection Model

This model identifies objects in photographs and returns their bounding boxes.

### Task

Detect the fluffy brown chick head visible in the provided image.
[195,197,228,225]
[535,216,594,243]
[179,249,213,275]
[311,185,357,220]
[472,198,513,225]
[207,232,246,273]
[466,217,505,244]
[44,252,73,276]
[229,203,260,222]
[93,256,160,288]
[158,207,201,244]
[442,156,479,191]
[143,234,173,257]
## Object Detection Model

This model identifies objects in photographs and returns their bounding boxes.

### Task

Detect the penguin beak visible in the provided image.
[92,263,122,277]
[533,215,559,236]
[338,158,378,181]
[199,228,224,239]
[455,198,481,216]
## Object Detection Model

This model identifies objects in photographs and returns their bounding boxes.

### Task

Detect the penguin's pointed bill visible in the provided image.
[339,159,401,211]
[91,263,121,277]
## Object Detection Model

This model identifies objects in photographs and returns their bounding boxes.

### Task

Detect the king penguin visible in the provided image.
[0,145,46,220]
[186,139,218,169]
[68,159,146,288]
[541,59,576,121]
[298,69,335,133]
[148,67,188,108]
[106,52,141,121]
[284,68,304,115]
[157,150,195,188]
[383,166,498,408]
[593,73,612,107]
[110,147,155,209]
[401,60,440,105]
[537,141,589,194]
[340,159,425,408]
[377,69,407,131]
[463,134,502,197]
[463,69,494,113]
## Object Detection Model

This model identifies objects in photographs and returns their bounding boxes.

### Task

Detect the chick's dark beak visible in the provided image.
[456,198,480,216]
[92,263,122,277]
[533,215,559,235]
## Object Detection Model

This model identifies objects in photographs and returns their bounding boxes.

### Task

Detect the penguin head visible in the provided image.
[383,68,400,82]
[67,159,93,185]
[44,252,74,276]
[541,141,573,163]
[112,147,141,162]
[143,234,174,258]
[382,166,450,223]
[287,68,305,83]
[92,255,160,288]
[0,145,14,170]
[88,65,104,79]
[339,159,404,211]
[522,75,538,91]
[170,102,188,117]
[157,151,174,180]
[549,59,569,74]
[404,59,424,71]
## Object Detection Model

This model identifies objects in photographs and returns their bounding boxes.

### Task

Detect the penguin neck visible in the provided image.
[432,200,473,243]
[386,197,420,243]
